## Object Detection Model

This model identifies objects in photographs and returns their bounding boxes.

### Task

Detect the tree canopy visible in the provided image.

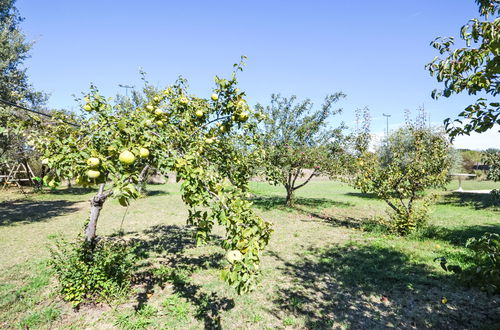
[426,0,499,138]
[256,93,347,206]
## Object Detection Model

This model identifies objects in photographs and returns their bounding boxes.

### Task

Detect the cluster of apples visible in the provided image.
[233,99,250,123]
[83,148,150,180]
[145,95,169,127]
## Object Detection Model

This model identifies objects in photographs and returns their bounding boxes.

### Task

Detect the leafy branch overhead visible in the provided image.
[426,0,499,137]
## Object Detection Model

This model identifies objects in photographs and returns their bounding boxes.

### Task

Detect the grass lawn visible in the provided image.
[0,179,499,329]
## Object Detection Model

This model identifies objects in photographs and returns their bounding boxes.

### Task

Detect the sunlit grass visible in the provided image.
[0,179,498,328]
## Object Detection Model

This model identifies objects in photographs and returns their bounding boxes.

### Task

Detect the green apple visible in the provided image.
[195,110,204,118]
[154,108,163,116]
[211,93,218,101]
[180,97,189,105]
[119,150,136,165]
[205,137,214,144]
[83,104,92,111]
[237,100,246,108]
[157,120,164,127]
[238,112,249,122]
[146,104,154,111]
[87,157,100,167]
[139,147,150,158]
[87,170,101,179]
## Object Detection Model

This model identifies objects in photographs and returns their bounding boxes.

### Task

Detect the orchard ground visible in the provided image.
[0,179,499,329]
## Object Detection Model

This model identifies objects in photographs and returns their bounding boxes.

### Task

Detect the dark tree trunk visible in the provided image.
[85,184,111,245]
[285,188,294,207]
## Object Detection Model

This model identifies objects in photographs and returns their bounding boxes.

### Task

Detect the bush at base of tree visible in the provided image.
[49,236,136,308]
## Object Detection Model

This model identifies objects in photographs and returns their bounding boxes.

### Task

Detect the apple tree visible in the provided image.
[255,93,347,206]
[25,62,273,294]
[353,116,453,235]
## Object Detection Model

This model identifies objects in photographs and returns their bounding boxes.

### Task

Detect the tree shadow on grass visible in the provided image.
[250,195,353,212]
[143,189,170,197]
[45,187,96,196]
[294,207,376,230]
[345,192,379,200]
[438,192,499,210]
[126,225,233,329]
[0,199,81,226]
[272,243,499,329]
[417,224,500,247]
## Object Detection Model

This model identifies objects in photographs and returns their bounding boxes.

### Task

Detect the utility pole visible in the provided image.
[382,113,391,137]
[118,84,134,97]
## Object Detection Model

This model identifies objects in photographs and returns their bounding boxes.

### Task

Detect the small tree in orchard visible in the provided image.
[354,113,453,235]
[25,61,273,301]
[426,0,499,138]
[256,93,347,206]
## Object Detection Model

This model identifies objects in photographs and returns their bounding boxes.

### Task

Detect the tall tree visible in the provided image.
[256,93,347,206]
[0,0,44,105]
[426,0,499,138]
[0,0,46,164]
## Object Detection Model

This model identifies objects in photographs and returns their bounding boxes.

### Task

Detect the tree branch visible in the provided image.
[293,168,318,191]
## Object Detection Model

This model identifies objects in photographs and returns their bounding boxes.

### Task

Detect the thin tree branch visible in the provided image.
[293,168,318,191]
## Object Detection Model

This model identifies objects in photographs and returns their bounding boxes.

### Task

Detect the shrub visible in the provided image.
[465,232,499,294]
[436,232,499,294]
[49,236,136,307]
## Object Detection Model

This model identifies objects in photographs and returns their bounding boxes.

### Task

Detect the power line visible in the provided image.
[0,98,79,127]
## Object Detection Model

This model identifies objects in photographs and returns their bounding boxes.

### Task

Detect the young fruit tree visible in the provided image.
[426,0,499,138]
[353,114,453,235]
[24,62,273,295]
[256,93,347,206]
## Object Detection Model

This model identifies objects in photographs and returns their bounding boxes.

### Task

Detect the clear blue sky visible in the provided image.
[17,0,499,149]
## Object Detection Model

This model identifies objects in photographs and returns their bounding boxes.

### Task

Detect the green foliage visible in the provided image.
[114,305,157,330]
[426,0,499,137]
[256,93,348,206]
[0,0,45,105]
[483,149,500,181]
[162,294,191,321]
[384,196,435,236]
[437,232,499,294]
[0,0,47,164]
[23,59,273,294]
[354,114,453,235]
[483,149,500,196]
[465,232,500,294]
[49,237,136,307]
[18,305,61,329]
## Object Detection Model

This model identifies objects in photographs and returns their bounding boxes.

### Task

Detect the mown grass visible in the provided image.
[0,179,499,329]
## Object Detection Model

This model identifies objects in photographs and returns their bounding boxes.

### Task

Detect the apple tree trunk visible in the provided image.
[85,184,111,245]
